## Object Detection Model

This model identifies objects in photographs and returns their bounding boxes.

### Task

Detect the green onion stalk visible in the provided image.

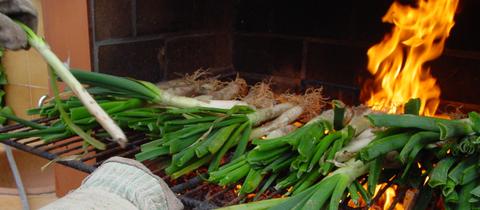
[360,112,480,167]
[249,105,304,139]
[30,95,179,137]
[70,69,247,110]
[366,113,478,140]
[15,23,128,147]
[136,103,295,179]
[265,124,297,139]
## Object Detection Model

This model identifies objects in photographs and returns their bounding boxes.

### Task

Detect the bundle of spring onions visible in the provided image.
[209,102,371,199]
[220,98,480,210]
[134,85,326,179]
[0,55,326,168]
[70,69,247,110]
[359,103,480,210]
[137,104,261,179]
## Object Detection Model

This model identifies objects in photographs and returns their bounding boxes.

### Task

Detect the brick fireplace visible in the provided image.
[88,0,480,109]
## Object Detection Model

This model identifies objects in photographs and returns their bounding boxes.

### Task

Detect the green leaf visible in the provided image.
[0,90,4,105]
[468,112,480,133]
[429,157,456,188]
[332,100,345,130]
[368,156,383,196]
[0,106,13,125]
[404,98,421,115]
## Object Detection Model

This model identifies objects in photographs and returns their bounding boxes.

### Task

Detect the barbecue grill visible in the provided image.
[0,72,360,209]
[1,70,473,209]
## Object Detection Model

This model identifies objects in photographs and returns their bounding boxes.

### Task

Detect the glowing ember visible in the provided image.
[362,0,459,116]
[293,121,303,127]
[234,184,242,195]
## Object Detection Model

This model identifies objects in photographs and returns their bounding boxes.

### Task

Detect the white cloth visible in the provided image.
[40,157,183,210]
[40,188,138,210]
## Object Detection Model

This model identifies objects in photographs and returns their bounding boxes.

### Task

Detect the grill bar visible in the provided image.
[2,135,96,173]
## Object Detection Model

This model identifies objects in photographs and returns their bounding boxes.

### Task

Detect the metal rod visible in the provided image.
[43,138,83,151]
[2,138,96,173]
[178,195,218,210]
[5,145,30,210]
[18,137,43,145]
[171,175,205,193]
[0,117,53,133]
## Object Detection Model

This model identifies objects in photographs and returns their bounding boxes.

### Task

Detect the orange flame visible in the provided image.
[348,184,409,210]
[362,0,459,116]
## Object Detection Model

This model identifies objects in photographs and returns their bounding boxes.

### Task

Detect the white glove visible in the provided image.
[0,0,38,50]
[40,157,184,210]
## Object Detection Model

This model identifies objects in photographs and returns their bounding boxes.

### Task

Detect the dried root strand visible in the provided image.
[278,87,328,122]
[208,75,248,100]
[184,68,211,83]
[441,104,467,120]
[185,69,226,95]
[232,75,248,98]
[157,69,226,97]
[242,80,276,109]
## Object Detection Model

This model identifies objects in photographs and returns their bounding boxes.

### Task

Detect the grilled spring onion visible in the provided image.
[16,22,127,146]
[249,106,304,139]
[70,69,246,110]
[366,113,476,140]
[137,103,294,179]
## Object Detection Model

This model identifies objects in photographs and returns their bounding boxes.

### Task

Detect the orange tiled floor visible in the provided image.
[0,193,57,210]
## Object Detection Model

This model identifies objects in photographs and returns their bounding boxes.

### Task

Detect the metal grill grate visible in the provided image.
[0,118,288,209]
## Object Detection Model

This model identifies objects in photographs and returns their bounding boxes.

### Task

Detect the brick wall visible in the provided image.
[88,0,233,82]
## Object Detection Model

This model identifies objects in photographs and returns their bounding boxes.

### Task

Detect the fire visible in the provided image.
[372,184,404,210]
[362,0,459,116]
[348,184,405,210]
[383,186,403,210]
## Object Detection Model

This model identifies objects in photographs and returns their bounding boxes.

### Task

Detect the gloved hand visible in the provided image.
[40,157,184,210]
[0,0,37,50]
